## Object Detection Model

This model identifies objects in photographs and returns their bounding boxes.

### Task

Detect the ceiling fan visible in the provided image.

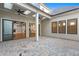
[15,9,25,15]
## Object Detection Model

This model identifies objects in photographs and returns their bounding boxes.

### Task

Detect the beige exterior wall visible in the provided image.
[0,10,35,41]
[41,10,79,41]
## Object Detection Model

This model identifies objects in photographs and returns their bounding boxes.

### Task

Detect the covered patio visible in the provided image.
[0,37,79,56]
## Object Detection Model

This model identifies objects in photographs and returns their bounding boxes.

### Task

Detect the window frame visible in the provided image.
[67,18,77,34]
[58,20,66,34]
[51,21,57,33]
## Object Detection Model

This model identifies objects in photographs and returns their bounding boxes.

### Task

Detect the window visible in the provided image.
[67,18,77,34]
[52,22,57,33]
[58,20,66,33]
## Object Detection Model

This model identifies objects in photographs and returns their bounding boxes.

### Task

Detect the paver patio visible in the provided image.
[0,37,79,56]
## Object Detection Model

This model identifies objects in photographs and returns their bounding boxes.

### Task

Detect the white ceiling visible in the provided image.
[0,3,35,17]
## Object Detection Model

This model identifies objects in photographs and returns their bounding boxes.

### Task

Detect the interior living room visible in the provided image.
[0,3,79,56]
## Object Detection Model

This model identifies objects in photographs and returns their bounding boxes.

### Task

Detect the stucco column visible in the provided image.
[36,13,39,41]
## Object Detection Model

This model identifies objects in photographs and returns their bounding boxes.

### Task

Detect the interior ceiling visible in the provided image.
[0,3,35,17]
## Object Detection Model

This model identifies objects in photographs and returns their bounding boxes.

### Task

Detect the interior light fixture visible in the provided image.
[32,14,36,17]
[4,3,13,9]
[63,23,66,26]
[70,22,75,26]
[59,24,60,26]
[24,10,31,15]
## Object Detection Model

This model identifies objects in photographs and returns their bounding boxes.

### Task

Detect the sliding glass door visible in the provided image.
[2,19,13,41]
[2,19,26,41]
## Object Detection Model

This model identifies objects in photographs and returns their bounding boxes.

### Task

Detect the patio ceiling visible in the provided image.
[0,3,79,19]
[0,3,35,17]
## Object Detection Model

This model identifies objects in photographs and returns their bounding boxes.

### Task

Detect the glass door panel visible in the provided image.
[29,23,36,37]
[2,19,13,41]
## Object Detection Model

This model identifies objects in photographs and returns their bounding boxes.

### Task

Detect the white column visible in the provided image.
[65,19,67,40]
[36,13,39,41]
[1,19,2,41]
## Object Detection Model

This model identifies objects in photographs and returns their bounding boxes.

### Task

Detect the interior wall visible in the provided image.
[0,10,35,41]
[41,11,79,41]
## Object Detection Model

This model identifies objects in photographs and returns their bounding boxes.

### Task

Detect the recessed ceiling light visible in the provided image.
[24,10,31,15]
[4,3,13,9]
